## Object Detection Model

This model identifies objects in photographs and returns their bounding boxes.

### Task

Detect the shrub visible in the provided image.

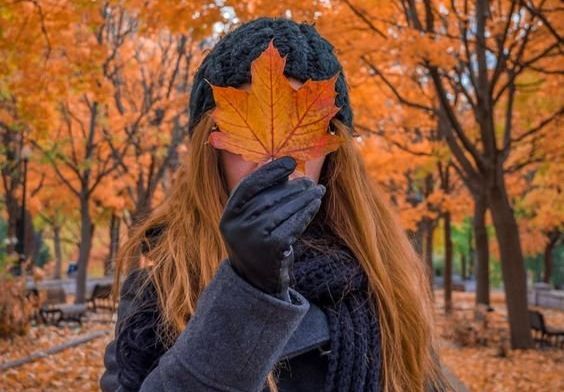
[0,275,34,338]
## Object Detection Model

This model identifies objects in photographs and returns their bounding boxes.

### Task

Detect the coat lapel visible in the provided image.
[279,302,330,361]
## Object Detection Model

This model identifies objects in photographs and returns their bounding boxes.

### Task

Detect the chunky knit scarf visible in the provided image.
[291,218,382,392]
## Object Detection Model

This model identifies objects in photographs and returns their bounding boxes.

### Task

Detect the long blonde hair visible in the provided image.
[115,109,451,391]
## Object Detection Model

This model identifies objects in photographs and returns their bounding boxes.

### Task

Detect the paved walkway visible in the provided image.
[26,277,113,298]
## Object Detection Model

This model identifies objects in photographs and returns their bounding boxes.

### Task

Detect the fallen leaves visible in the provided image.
[0,321,111,391]
[434,291,564,392]
[0,334,111,391]
[440,344,564,392]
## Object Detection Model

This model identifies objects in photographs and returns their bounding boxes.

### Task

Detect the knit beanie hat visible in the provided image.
[187,17,354,137]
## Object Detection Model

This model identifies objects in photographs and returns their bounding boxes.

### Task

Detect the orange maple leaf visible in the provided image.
[205,39,344,173]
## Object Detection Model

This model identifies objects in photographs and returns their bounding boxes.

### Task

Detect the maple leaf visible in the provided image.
[205,39,345,173]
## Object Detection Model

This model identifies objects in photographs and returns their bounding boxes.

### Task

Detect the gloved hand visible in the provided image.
[219,156,326,302]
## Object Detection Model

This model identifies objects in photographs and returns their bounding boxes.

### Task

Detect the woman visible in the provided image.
[101,17,451,392]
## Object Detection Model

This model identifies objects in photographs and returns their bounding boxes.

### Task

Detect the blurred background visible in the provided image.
[0,1,562,390]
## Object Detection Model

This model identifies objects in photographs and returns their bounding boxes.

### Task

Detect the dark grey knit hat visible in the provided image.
[187,17,354,137]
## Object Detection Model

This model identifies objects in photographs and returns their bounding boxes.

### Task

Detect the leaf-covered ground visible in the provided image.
[434,290,564,391]
[0,316,113,391]
[0,291,563,391]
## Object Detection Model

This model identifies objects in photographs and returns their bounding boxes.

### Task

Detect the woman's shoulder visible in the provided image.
[115,268,155,316]
[115,268,165,342]
[121,267,152,294]
[115,267,160,328]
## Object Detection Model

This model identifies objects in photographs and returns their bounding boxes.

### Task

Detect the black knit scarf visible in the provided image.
[291,218,382,392]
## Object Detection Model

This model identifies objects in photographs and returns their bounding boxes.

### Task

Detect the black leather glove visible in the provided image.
[219,156,326,302]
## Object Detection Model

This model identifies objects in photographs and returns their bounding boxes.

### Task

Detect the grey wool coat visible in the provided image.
[100,259,333,391]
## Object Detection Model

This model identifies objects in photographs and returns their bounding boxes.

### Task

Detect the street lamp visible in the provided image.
[15,145,32,275]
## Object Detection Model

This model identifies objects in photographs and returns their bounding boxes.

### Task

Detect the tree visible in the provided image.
[0,0,62,264]
[1,0,218,298]
[317,0,562,348]
[521,161,564,284]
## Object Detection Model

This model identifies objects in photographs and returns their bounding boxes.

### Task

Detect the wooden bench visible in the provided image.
[87,283,114,313]
[38,287,87,326]
[529,309,564,348]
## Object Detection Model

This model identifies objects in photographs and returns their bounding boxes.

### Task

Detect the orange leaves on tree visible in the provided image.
[205,39,344,173]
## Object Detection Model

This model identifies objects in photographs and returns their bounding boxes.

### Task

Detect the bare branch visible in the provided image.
[355,123,434,157]
[511,107,564,144]
[343,0,387,38]
[520,0,563,42]
[361,56,435,114]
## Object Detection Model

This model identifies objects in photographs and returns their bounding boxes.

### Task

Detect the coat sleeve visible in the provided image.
[101,259,311,392]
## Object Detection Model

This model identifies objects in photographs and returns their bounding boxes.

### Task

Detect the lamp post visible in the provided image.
[15,145,32,275]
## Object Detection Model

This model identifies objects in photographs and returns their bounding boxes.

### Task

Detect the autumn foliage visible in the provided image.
[0,0,562,390]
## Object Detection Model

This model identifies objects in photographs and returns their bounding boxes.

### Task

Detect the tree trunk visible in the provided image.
[461,254,467,280]
[75,100,98,303]
[409,222,424,258]
[543,238,554,284]
[75,194,94,304]
[488,183,532,348]
[543,230,560,284]
[104,214,121,276]
[1,128,21,256]
[53,224,63,280]
[29,229,42,270]
[473,196,490,306]
[6,214,17,255]
[444,211,453,314]
[423,218,435,293]
[468,228,475,280]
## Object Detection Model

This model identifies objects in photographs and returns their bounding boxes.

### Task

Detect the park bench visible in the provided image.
[529,309,564,348]
[87,283,114,313]
[38,286,87,326]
